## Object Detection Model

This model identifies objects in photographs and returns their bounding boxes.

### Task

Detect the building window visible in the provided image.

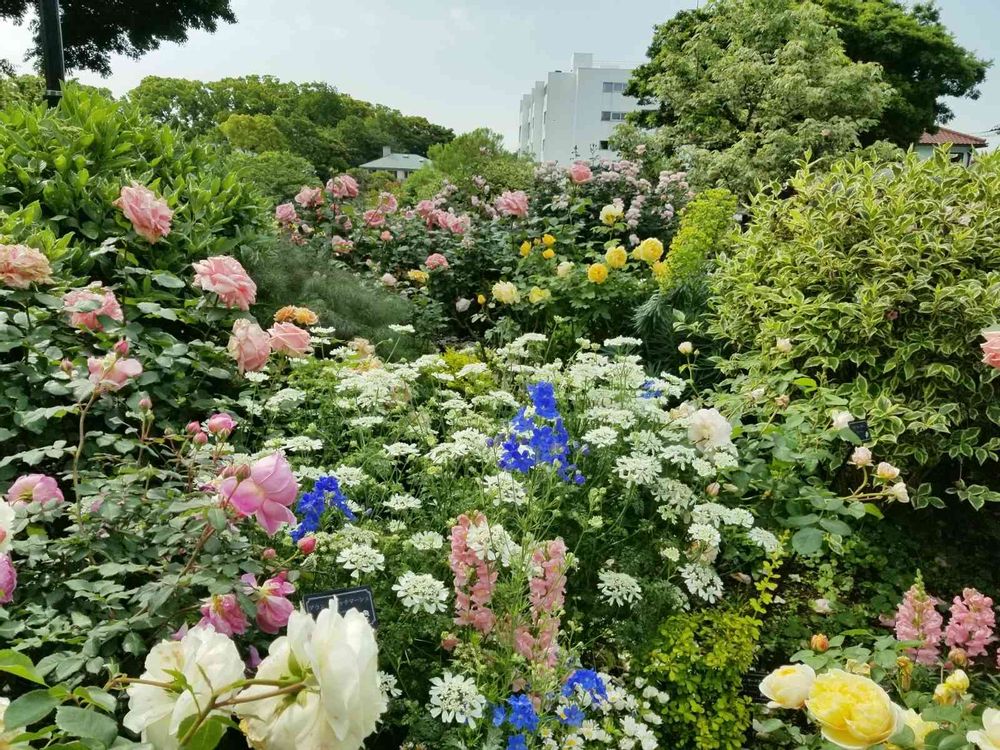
[601,111,611,121]
[602,111,627,122]
[602,81,626,93]
[599,140,610,150]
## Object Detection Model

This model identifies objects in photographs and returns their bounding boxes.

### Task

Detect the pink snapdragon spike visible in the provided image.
[982,330,1000,369]
[425,253,449,271]
[275,202,298,224]
[894,582,944,665]
[63,284,124,331]
[227,319,271,374]
[327,174,359,199]
[192,256,258,311]
[945,588,996,661]
[0,243,53,289]
[6,474,64,510]
[205,412,237,437]
[568,161,593,184]
[0,553,16,604]
[495,190,529,217]
[198,593,249,636]
[220,452,298,535]
[515,538,567,668]
[268,322,311,357]
[88,354,143,392]
[114,183,173,243]
[449,512,498,635]
[294,185,324,208]
[241,572,295,634]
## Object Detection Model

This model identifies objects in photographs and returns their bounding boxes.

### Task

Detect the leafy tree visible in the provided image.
[218,112,287,152]
[422,128,533,195]
[629,0,989,149]
[0,0,236,75]
[224,149,316,205]
[624,0,892,197]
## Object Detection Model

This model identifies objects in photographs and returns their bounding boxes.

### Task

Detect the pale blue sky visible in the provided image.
[1,0,997,147]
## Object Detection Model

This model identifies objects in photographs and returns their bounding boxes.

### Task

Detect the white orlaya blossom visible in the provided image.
[235,607,385,750]
[392,571,449,614]
[123,625,244,750]
[427,672,486,725]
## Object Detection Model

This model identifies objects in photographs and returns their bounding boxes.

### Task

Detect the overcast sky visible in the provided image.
[1,0,997,147]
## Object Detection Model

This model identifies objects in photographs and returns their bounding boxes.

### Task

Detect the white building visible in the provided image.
[914,127,987,167]
[518,53,647,164]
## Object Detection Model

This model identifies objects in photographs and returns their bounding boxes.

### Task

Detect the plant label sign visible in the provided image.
[303,585,378,627]
[848,419,871,441]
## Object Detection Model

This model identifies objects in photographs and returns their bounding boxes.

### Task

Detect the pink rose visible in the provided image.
[241,572,295,634]
[363,209,386,228]
[227,319,271,374]
[379,230,393,241]
[220,452,298,535]
[205,412,237,437]
[294,185,324,208]
[275,202,298,224]
[113,183,173,243]
[425,253,449,271]
[495,190,529,217]
[416,199,436,220]
[88,354,143,392]
[268,322,311,357]
[331,235,354,254]
[63,284,124,331]
[327,174,359,199]
[378,192,399,214]
[381,273,398,287]
[6,474,64,510]
[0,553,16,604]
[982,330,1000,369]
[0,244,53,289]
[192,255,257,311]
[198,593,249,636]
[569,161,593,183]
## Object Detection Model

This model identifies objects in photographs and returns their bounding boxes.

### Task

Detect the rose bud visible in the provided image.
[60,359,74,374]
[262,547,277,560]
[138,396,153,411]
[948,648,969,668]
[113,339,130,356]
[185,421,201,435]
[810,634,829,653]
[193,431,208,445]
[297,535,317,555]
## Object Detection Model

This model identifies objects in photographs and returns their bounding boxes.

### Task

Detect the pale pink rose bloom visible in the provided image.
[192,255,257,311]
[568,161,593,183]
[0,553,16,604]
[495,190,529,217]
[425,253,449,271]
[331,235,354,254]
[455,298,471,313]
[241,572,295,633]
[268,322,311,357]
[294,185,324,208]
[88,355,143,392]
[378,192,399,214]
[381,273,398,287]
[227,319,271,374]
[220,452,298,535]
[327,174,359,199]
[63,285,124,331]
[0,244,53,289]
[198,593,249,635]
[205,412,237,436]
[6,474,64,510]
[274,202,298,224]
[379,230,393,241]
[363,209,386,228]
[113,183,173,243]
[982,331,1000,369]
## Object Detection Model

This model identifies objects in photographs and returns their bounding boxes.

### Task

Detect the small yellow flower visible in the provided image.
[634,237,664,263]
[528,286,551,304]
[651,260,668,279]
[600,203,624,226]
[476,293,487,305]
[542,248,556,260]
[542,233,556,246]
[407,269,429,284]
[587,263,609,284]
[605,245,627,269]
[492,281,520,304]
[519,241,532,257]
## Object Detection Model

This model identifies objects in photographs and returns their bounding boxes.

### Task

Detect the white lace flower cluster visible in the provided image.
[392,571,449,614]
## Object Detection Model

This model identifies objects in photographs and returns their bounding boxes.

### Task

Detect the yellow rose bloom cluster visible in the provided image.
[492,281,520,304]
[407,269,429,284]
[528,286,551,304]
[519,240,532,257]
[634,237,664,263]
[587,263,609,284]
[600,203,624,226]
[605,245,627,269]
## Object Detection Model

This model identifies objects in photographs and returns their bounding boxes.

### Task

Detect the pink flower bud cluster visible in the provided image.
[894,582,944,665]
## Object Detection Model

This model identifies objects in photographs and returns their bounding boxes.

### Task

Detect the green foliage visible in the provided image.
[424,128,534,195]
[709,148,1000,504]
[224,149,317,205]
[0,73,44,109]
[660,188,739,292]
[624,0,892,197]
[218,112,288,152]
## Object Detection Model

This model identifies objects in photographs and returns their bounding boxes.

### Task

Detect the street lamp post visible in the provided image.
[37,0,65,107]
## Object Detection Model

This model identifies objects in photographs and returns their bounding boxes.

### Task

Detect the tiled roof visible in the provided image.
[359,153,430,170]
[918,127,987,147]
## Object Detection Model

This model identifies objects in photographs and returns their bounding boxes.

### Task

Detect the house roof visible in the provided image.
[359,153,430,171]
[918,127,987,147]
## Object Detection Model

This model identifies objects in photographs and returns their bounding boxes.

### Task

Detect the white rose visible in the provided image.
[831,411,853,430]
[876,462,900,481]
[0,501,14,553]
[687,408,733,451]
[556,261,574,277]
[849,447,872,467]
[677,341,694,355]
[969,708,1000,750]
[776,338,793,353]
[889,482,909,503]
[455,298,471,313]
[759,664,815,709]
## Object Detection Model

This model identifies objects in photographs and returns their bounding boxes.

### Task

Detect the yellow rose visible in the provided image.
[600,203,624,226]
[888,709,937,750]
[492,281,520,305]
[634,237,664,263]
[759,664,815,709]
[587,263,609,284]
[542,248,556,260]
[476,294,487,305]
[556,261,574,277]
[528,286,551,304]
[542,233,556,246]
[605,246,627,269]
[969,707,1000,750]
[807,670,903,750]
[945,669,969,694]
[407,269,429,284]
[519,240,532,257]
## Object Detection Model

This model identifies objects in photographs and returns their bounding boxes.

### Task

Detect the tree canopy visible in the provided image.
[0,0,236,75]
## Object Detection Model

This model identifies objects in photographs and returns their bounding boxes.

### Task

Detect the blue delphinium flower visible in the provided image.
[506,735,528,750]
[290,474,355,541]
[498,382,585,484]
[561,669,607,703]
[557,704,585,727]
[506,694,539,733]
[640,379,665,399]
[492,704,507,727]
[528,381,559,418]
